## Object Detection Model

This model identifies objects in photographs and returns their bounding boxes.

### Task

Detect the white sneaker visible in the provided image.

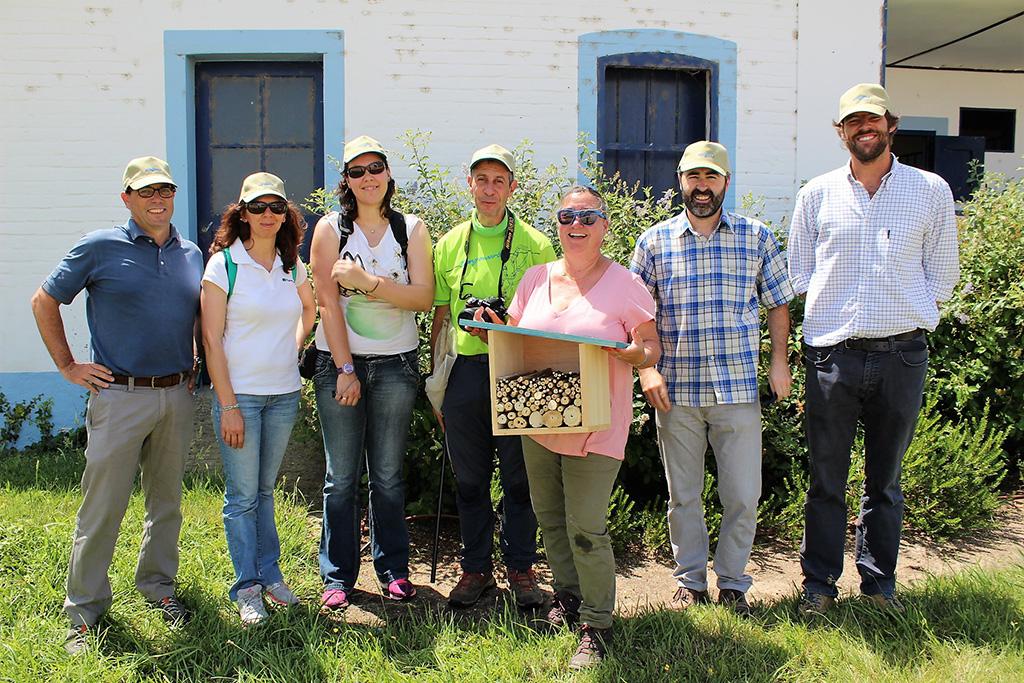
[236,585,269,626]
[265,581,300,607]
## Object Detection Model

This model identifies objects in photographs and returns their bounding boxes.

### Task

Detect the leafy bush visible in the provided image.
[292,135,1016,552]
[929,172,1024,478]
[0,393,55,453]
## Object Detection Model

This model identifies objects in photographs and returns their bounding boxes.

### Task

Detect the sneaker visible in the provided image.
[149,595,190,627]
[63,624,90,656]
[507,568,546,609]
[448,571,496,607]
[798,590,836,616]
[718,588,753,618]
[264,581,300,607]
[539,590,581,631]
[568,624,612,670]
[670,586,710,610]
[383,578,417,601]
[236,585,269,626]
[863,592,906,614]
[320,588,350,612]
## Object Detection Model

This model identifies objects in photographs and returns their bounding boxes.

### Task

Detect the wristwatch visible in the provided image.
[337,362,355,376]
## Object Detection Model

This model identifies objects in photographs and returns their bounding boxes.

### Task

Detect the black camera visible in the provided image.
[458,296,508,324]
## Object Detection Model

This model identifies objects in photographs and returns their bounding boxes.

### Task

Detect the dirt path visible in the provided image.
[334,497,1024,623]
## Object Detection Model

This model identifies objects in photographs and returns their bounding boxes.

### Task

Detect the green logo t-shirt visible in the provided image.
[433,212,556,356]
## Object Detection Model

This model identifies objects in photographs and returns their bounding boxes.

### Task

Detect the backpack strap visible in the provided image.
[387,210,409,268]
[224,249,237,300]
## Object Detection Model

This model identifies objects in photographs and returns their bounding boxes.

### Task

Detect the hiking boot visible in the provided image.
[149,595,190,627]
[718,588,753,618]
[236,585,269,626]
[507,568,545,609]
[320,588,350,613]
[863,592,906,614]
[448,572,496,607]
[383,578,417,601]
[540,590,581,631]
[63,624,90,656]
[568,624,612,670]
[798,590,836,616]
[264,581,300,607]
[670,586,710,610]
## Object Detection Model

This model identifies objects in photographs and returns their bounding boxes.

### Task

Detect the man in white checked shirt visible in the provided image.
[631,141,794,617]
[789,84,959,615]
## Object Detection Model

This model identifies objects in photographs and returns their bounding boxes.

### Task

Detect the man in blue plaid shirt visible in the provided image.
[631,141,794,617]
[789,84,959,616]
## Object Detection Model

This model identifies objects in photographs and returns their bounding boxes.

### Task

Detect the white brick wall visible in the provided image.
[0,0,882,375]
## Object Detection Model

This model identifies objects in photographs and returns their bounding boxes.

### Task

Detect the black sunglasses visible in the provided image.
[245,200,288,215]
[556,208,607,226]
[345,160,387,179]
[133,186,176,199]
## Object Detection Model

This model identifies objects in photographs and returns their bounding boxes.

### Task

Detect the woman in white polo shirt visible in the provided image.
[201,172,316,625]
[309,136,434,611]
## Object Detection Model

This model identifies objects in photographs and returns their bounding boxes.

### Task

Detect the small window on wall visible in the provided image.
[959,108,1016,153]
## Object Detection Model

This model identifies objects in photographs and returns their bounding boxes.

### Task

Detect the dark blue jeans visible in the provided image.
[442,355,538,574]
[314,350,419,591]
[800,335,929,598]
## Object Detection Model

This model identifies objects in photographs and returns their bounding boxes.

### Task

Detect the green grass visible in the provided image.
[2,448,1024,682]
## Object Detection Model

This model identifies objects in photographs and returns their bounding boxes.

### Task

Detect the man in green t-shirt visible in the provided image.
[430,144,557,609]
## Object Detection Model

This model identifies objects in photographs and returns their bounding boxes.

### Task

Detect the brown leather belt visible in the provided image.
[110,372,188,389]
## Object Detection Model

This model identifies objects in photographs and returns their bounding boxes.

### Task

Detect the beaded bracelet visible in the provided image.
[222,403,240,412]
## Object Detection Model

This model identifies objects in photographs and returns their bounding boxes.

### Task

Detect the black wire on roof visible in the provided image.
[886,9,1024,67]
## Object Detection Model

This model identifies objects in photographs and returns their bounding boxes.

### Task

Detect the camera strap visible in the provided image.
[458,209,516,301]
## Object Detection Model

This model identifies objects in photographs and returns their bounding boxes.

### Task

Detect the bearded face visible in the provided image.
[679,169,729,219]
[841,113,895,163]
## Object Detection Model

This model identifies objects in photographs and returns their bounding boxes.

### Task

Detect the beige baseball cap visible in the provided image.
[677,141,730,176]
[838,83,894,122]
[343,135,388,165]
[239,172,287,203]
[470,144,516,175]
[122,156,175,190]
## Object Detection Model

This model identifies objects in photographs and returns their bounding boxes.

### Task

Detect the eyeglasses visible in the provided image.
[556,209,607,226]
[133,186,176,199]
[345,160,387,179]
[245,200,288,215]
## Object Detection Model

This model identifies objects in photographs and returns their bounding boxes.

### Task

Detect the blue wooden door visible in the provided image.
[598,53,717,204]
[195,61,324,260]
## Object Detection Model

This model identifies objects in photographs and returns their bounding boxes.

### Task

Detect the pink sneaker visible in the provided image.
[384,578,417,601]
[320,588,350,612]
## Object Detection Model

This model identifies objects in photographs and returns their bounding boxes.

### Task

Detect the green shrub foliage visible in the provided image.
[290,136,1014,550]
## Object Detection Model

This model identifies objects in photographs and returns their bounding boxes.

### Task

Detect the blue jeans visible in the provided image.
[800,336,928,598]
[314,350,418,591]
[212,391,300,601]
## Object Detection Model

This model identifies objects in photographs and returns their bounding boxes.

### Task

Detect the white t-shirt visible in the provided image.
[314,211,419,356]
[203,239,308,395]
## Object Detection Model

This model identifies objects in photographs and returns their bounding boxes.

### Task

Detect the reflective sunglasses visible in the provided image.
[244,200,288,215]
[133,186,176,199]
[556,208,607,226]
[345,160,387,179]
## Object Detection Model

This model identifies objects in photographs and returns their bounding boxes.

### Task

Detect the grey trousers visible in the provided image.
[656,402,762,593]
[521,437,621,629]
[64,382,192,626]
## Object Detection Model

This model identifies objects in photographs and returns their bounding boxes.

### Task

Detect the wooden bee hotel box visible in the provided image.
[461,321,626,436]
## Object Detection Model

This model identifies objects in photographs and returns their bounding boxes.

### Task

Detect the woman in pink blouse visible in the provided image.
[480,186,660,670]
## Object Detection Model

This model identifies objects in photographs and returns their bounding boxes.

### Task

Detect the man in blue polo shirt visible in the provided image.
[30,156,204,654]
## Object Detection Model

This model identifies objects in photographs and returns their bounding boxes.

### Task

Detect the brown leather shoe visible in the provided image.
[507,568,546,609]
[718,588,753,618]
[448,571,496,607]
[798,590,836,616]
[537,590,581,631]
[863,592,906,614]
[568,624,612,670]
[670,586,710,609]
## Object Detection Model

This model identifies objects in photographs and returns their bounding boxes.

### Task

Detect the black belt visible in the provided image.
[110,372,189,389]
[459,354,490,364]
[838,329,925,352]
